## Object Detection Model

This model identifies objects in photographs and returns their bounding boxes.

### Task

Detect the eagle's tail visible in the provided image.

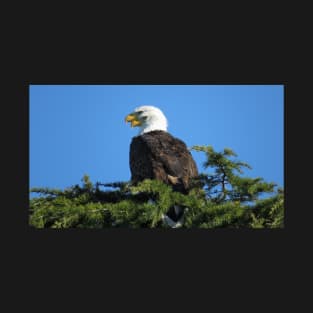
[162,205,186,228]
[148,199,185,228]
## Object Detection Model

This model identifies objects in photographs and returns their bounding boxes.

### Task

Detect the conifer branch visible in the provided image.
[29,145,284,228]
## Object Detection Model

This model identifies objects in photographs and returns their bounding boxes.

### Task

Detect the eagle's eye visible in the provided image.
[136,110,144,115]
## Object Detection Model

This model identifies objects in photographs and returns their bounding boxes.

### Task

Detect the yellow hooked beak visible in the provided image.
[125,113,142,128]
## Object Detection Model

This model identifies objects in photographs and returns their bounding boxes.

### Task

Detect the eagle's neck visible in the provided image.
[139,117,168,135]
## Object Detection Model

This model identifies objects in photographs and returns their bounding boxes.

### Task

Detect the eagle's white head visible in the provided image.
[125,105,168,135]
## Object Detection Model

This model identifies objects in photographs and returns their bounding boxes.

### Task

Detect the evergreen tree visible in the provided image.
[29,146,284,228]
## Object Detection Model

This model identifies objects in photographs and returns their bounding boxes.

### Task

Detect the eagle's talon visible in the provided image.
[167,175,179,185]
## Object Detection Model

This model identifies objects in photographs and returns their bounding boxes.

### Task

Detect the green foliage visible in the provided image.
[29,146,284,228]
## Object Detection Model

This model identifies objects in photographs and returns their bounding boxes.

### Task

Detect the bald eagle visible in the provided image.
[125,105,199,226]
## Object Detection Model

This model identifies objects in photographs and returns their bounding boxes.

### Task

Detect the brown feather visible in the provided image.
[130,130,198,194]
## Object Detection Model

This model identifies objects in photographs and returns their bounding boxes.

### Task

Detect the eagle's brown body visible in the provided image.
[130,130,198,194]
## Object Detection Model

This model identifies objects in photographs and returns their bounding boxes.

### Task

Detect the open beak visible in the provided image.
[125,113,142,128]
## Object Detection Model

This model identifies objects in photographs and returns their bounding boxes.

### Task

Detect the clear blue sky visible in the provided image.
[30,85,284,196]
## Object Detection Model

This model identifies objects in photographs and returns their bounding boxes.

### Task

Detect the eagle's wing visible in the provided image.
[129,134,155,183]
[130,131,198,192]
